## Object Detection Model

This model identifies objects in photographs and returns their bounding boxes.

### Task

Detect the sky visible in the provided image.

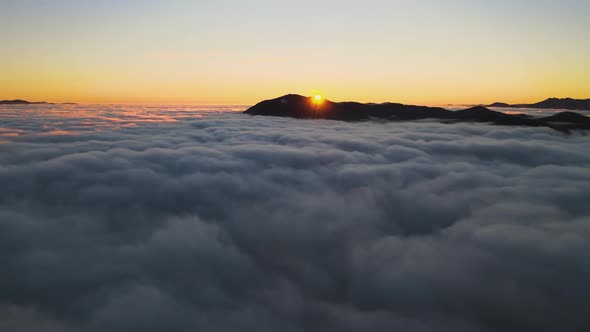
[1,0,589,105]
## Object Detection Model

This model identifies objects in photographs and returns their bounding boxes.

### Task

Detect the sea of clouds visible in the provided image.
[1,104,589,332]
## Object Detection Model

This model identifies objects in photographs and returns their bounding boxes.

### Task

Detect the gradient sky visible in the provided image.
[1,0,589,105]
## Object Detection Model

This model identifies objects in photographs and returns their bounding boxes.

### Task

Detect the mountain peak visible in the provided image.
[0,99,53,105]
[488,97,590,111]
[245,94,590,131]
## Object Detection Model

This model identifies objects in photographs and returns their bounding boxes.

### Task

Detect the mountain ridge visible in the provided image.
[0,99,50,105]
[488,98,590,111]
[245,94,590,132]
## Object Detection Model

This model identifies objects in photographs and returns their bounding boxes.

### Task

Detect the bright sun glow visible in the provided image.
[314,95,322,102]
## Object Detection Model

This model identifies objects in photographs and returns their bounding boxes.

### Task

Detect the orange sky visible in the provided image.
[2,1,589,105]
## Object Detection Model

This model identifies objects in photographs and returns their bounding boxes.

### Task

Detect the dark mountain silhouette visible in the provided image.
[245,94,590,132]
[540,111,590,125]
[0,99,50,105]
[0,99,77,105]
[488,98,590,111]
[488,102,511,107]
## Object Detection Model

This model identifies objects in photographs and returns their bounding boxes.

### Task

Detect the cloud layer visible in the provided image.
[1,105,590,332]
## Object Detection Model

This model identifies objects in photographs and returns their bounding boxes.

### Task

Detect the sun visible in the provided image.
[310,90,325,106]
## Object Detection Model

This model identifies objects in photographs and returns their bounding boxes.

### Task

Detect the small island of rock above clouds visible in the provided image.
[245,94,590,132]
[0,99,77,105]
[0,99,50,105]
[488,98,590,111]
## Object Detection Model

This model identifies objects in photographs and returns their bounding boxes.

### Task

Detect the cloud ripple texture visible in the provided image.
[0,104,589,332]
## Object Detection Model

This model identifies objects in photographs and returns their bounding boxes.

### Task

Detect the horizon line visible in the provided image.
[2,95,589,108]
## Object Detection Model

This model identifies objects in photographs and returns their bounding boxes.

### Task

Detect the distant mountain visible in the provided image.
[488,98,590,111]
[245,94,451,121]
[539,111,590,124]
[488,102,511,107]
[0,99,50,105]
[245,94,590,132]
[0,99,78,105]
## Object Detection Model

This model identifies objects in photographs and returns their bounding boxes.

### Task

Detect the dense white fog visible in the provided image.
[1,104,589,332]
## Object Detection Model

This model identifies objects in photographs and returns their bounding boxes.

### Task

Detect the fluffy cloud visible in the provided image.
[1,105,589,331]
